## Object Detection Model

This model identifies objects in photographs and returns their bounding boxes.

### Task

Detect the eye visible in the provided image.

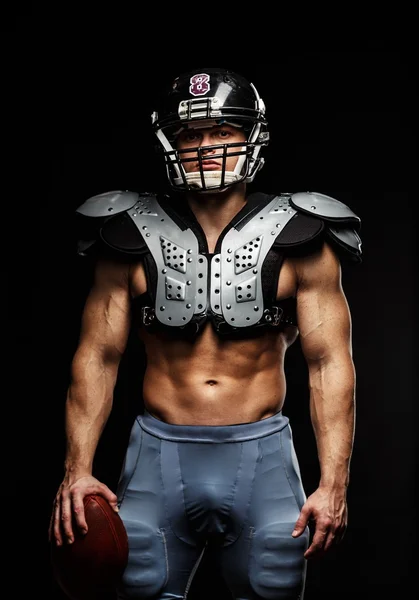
[177,131,200,145]
[184,132,199,142]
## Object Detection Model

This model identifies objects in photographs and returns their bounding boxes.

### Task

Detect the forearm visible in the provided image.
[64,354,119,478]
[308,353,356,490]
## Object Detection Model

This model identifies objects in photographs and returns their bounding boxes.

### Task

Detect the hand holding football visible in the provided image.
[50,494,128,600]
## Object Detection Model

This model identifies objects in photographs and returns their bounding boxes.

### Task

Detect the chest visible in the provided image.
[131,254,296,305]
[128,195,298,330]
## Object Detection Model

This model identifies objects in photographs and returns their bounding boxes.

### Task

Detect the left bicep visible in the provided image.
[295,243,353,365]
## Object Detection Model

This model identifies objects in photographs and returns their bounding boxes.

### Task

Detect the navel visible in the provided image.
[205,380,218,386]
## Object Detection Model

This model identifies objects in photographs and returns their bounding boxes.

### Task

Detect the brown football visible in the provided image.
[50,494,129,600]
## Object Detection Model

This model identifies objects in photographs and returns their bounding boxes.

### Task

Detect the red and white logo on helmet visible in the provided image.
[189,73,210,96]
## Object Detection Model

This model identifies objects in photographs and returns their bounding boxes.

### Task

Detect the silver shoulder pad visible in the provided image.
[76,190,139,217]
[290,191,360,225]
[328,226,362,255]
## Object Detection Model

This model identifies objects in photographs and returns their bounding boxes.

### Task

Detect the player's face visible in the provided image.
[176,124,247,174]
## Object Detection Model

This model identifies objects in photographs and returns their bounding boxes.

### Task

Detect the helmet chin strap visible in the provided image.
[173,170,242,191]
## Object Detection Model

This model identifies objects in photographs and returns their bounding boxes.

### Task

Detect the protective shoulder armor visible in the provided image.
[76,190,139,217]
[290,191,362,262]
[290,192,360,227]
[75,190,153,257]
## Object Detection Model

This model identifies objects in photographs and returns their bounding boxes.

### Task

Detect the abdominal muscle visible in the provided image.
[137,322,298,425]
[131,257,299,426]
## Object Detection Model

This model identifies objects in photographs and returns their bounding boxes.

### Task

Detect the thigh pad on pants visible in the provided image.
[248,522,309,600]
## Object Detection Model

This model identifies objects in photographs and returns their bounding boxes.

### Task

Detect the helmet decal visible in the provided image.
[189,73,210,96]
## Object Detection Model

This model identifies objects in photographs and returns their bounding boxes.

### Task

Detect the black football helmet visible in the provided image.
[151,68,269,192]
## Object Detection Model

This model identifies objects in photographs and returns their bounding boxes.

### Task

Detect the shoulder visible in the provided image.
[272,191,362,263]
[293,240,342,288]
[92,254,132,287]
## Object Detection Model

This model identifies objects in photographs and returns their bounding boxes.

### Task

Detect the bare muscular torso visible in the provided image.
[129,249,299,426]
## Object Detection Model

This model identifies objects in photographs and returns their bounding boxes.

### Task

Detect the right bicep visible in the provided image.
[76,259,132,366]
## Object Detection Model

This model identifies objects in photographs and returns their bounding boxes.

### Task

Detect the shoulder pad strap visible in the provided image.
[290,192,361,230]
[76,190,140,217]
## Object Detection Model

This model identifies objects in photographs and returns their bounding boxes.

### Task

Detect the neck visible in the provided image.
[185,183,247,236]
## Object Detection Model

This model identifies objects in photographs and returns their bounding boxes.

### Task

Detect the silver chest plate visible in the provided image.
[128,195,296,327]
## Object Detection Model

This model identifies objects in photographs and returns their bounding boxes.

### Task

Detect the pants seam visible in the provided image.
[279,427,301,511]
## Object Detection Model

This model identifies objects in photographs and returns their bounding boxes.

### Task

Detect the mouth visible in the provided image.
[197,160,221,171]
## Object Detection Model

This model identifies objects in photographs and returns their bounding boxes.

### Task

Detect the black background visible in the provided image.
[10,50,416,599]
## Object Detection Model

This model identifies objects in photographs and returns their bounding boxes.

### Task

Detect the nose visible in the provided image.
[201,146,215,156]
[200,133,216,154]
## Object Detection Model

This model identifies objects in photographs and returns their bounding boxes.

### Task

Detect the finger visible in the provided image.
[323,528,336,552]
[92,484,120,512]
[334,523,347,545]
[101,486,119,512]
[60,493,75,544]
[52,497,64,546]
[304,526,328,559]
[48,499,57,543]
[71,484,119,534]
[292,508,311,537]
[72,495,88,535]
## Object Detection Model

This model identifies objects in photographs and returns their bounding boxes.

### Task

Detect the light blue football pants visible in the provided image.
[116,410,309,600]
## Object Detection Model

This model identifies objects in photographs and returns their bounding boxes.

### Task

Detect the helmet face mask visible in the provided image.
[151,68,270,193]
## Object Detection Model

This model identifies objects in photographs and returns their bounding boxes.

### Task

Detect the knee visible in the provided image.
[248,522,309,599]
